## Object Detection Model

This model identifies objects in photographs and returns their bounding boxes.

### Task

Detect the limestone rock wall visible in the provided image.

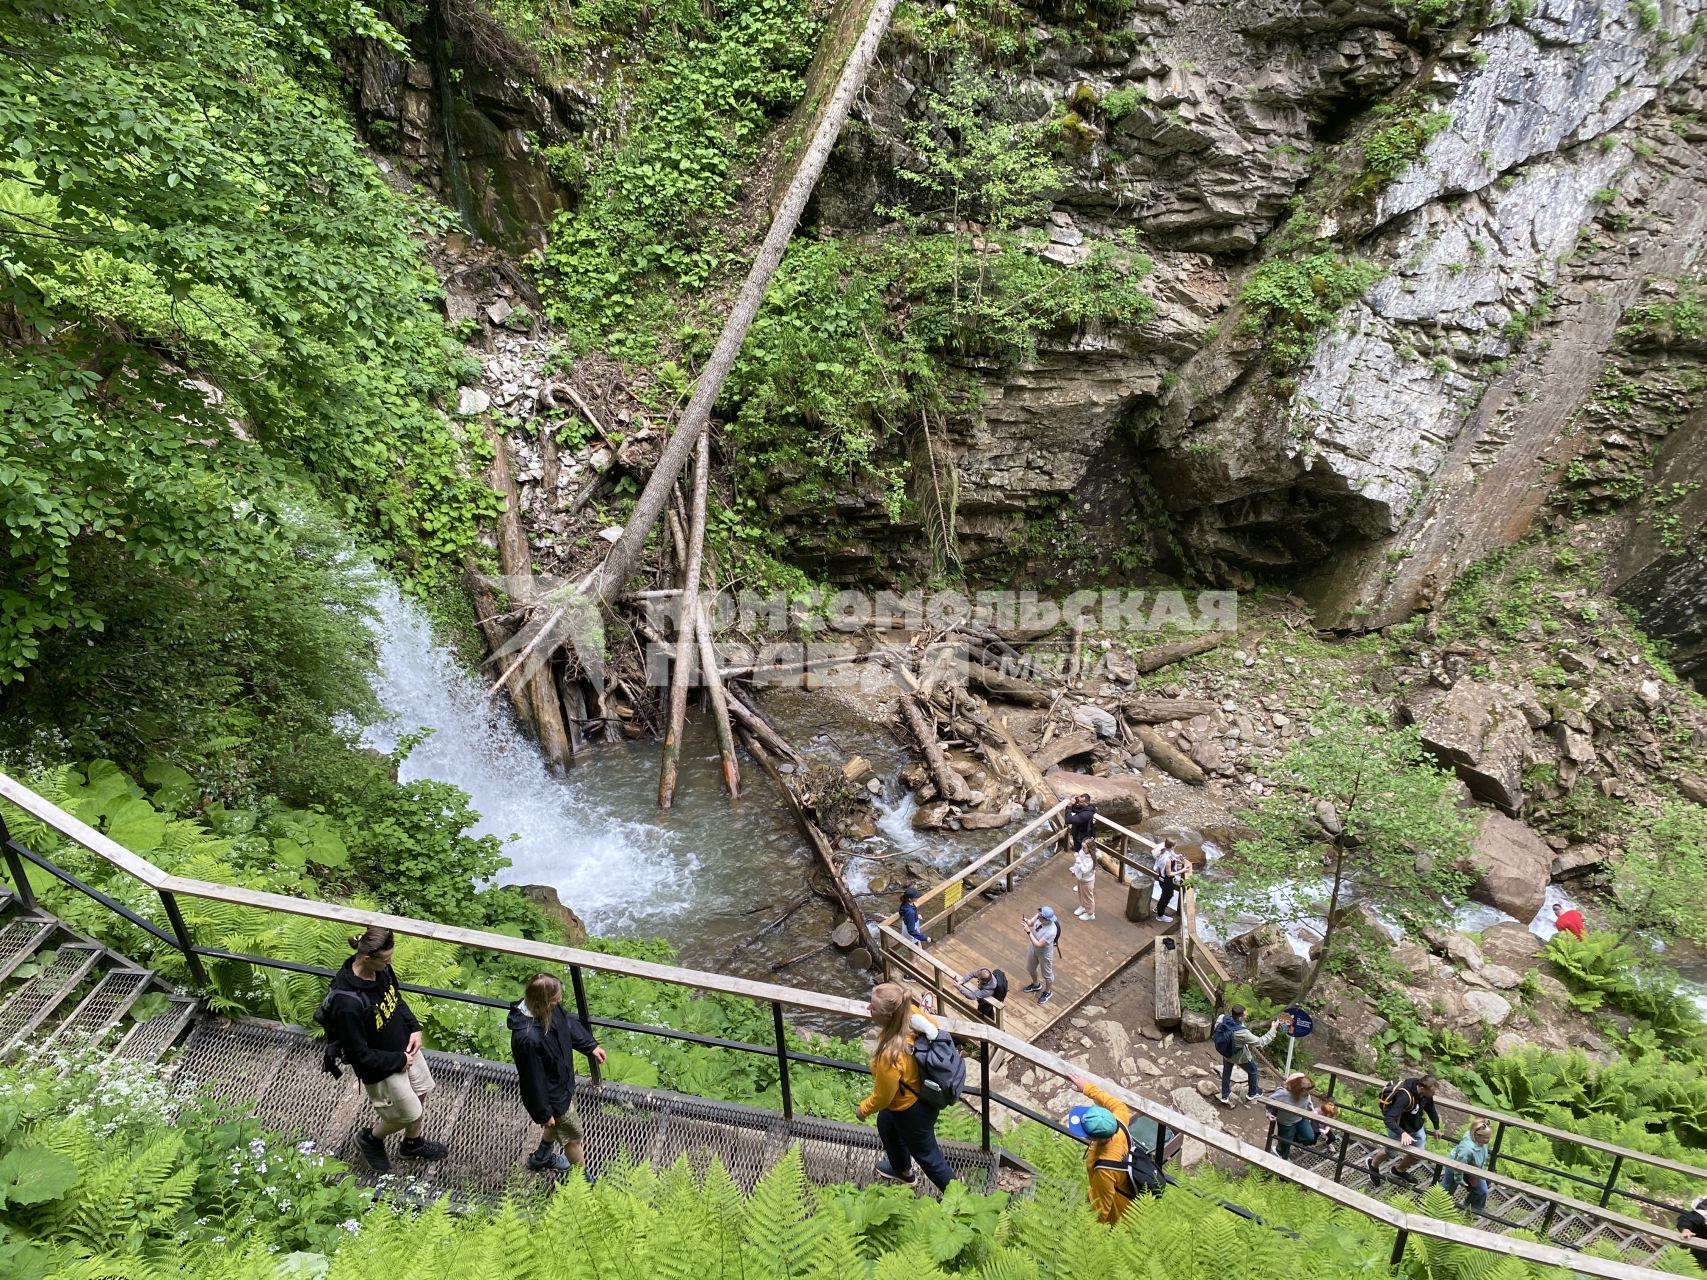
[782,0,1707,611]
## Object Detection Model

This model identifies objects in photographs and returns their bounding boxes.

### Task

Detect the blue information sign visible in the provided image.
[1283,1005,1314,1038]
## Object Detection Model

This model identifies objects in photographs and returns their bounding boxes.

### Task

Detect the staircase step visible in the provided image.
[43,968,155,1054]
[111,993,198,1063]
[0,916,56,982]
[0,942,104,1056]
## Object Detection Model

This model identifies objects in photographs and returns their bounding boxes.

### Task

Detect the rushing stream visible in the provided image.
[353,581,977,994]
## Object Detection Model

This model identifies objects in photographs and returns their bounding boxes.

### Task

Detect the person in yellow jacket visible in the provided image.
[855,983,957,1191]
[1065,1071,1143,1224]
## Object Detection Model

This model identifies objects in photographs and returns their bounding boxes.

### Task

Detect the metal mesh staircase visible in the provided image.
[0,888,1014,1200]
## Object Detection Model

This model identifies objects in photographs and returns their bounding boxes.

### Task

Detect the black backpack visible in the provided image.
[1094,1121,1165,1199]
[910,1032,967,1107]
[313,987,366,1078]
[1212,1014,1242,1059]
[989,969,1009,1004]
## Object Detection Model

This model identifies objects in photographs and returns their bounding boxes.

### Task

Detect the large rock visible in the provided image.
[1463,989,1514,1027]
[1478,922,1544,972]
[1045,770,1148,824]
[1401,683,1535,814]
[1227,925,1308,1002]
[517,884,588,945]
[1468,813,1553,921]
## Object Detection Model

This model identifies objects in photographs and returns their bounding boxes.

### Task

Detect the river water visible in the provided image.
[354,581,980,995]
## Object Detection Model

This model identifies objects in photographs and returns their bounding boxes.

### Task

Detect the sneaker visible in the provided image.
[527,1148,571,1173]
[1364,1156,1383,1187]
[1218,1095,1234,1108]
[1391,1167,1419,1188]
[875,1158,917,1185]
[1157,915,1175,923]
[1073,908,1088,918]
[1038,991,1053,1005]
[1081,914,1096,922]
[398,1136,449,1161]
[1021,982,1041,993]
[355,1128,390,1174]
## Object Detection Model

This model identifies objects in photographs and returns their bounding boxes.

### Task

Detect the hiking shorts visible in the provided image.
[366,1054,437,1126]
[1385,1120,1425,1147]
[544,1099,584,1145]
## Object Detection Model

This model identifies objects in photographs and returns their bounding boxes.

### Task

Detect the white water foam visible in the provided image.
[354,579,700,933]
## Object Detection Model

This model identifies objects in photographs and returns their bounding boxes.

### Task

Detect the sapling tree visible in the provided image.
[1609,800,1707,947]
[1202,712,1476,1001]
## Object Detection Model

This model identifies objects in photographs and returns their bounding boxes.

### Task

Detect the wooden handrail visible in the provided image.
[1315,1062,1707,1185]
[876,798,1073,928]
[0,768,1686,1280]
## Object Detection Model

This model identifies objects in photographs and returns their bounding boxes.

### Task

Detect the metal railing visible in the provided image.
[1259,1094,1693,1258]
[0,768,1695,1278]
[1313,1064,1707,1222]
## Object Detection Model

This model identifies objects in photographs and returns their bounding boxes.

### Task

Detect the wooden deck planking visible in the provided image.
[914,853,1165,1042]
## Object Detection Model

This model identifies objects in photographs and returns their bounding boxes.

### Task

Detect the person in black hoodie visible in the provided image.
[326,926,448,1174]
[509,972,606,1172]
[1065,794,1097,854]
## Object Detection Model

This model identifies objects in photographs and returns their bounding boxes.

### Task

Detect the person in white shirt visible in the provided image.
[1153,842,1188,923]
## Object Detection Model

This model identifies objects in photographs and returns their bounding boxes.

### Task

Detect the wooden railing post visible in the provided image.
[1487,1119,1505,1174]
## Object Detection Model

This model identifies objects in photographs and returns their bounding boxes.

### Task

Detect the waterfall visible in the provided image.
[354,579,700,932]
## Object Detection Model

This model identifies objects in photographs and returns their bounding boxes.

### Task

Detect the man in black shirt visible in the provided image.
[1365,1074,1442,1187]
[1065,794,1097,852]
[325,926,449,1173]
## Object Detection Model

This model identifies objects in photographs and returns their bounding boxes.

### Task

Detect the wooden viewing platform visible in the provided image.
[920,852,1167,1040]
[874,803,1228,1044]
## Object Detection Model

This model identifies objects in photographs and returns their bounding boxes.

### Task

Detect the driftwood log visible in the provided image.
[965,660,1051,706]
[482,427,573,773]
[1132,632,1233,675]
[900,695,972,804]
[1123,697,1221,724]
[1133,725,1207,786]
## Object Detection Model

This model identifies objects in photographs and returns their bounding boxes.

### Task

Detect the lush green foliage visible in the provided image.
[1354,107,1453,195]
[540,0,822,358]
[1239,253,1383,368]
[34,1120,1629,1280]
[0,1054,370,1278]
[0,0,497,682]
[1619,276,1706,345]
[1609,801,1707,946]
[1203,712,1475,999]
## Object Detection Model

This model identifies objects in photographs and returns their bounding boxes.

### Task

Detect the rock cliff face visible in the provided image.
[345,0,582,247]
[783,0,1707,632]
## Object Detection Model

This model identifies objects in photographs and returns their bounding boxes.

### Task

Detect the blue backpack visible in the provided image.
[1212,1014,1242,1059]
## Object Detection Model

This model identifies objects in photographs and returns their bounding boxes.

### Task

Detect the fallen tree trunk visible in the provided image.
[1123,697,1222,724]
[900,695,971,804]
[726,691,802,765]
[695,595,742,797]
[1132,631,1233,674]
[1134,725,1207,785]
[737,726,872,967]
[484,426,573,773]
[659,432,713,808]
[966,660,1052,706]
[578,0,902,610]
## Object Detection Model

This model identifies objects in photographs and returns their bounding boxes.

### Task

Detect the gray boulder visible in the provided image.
[1468,813,1553,921]
[1401,682,1535,814]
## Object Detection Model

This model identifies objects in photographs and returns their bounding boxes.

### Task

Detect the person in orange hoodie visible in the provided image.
[1063,1071,1151,1223]
[855,983,957,1191]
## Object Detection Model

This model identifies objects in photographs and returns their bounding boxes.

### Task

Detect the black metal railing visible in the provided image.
[0,813,1131,1161]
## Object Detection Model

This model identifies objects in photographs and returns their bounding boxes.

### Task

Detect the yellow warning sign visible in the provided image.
[942,879,964,910]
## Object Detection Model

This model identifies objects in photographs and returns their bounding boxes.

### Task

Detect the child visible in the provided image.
[898,886,930,946]
[1440,1120,1494,1212]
